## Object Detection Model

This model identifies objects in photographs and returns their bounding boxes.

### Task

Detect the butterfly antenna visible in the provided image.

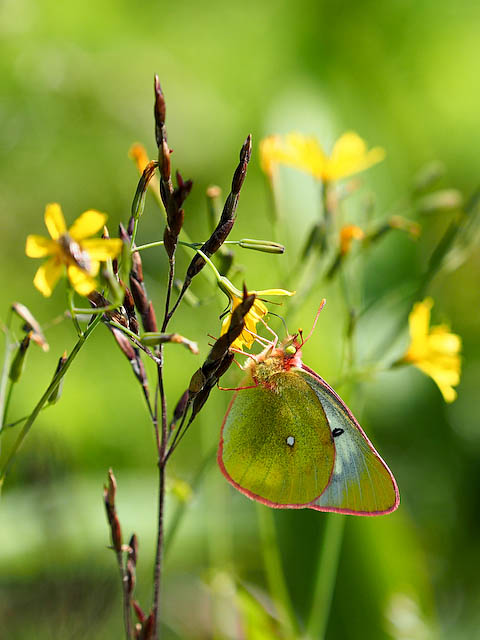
[300,298,326,346]
[267,311,290,340]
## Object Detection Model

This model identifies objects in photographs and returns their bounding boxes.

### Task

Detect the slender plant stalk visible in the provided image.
[256,504,300,637]
[1,381,14,433]
[305,514,345,639]
[2,406,50,430]
[0,314,102,490]
[0,312,14,435]
[152,291,172,638]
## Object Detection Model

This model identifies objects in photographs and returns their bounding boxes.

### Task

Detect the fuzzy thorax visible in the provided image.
[247,339,304,391]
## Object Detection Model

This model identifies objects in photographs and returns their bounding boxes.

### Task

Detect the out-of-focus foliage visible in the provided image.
[1,1,480,638]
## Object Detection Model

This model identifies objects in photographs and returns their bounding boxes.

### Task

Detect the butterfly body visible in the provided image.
[218,338,399,516]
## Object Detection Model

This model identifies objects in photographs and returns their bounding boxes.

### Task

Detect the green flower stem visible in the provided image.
[1,381,14,432]
[0,311,15,437]
[0,313,102,491]
[2,406,49,430]
[195,249,222,282]
[305,514,345,640]
[130,217,140,249]
[256,504,300,637]
[67,288,83,336]
[107,321,161,365]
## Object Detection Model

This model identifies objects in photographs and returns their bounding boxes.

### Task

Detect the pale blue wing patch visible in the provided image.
[297,368,399,515]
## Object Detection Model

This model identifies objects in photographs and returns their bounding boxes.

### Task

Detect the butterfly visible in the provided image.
[218,306,399,516]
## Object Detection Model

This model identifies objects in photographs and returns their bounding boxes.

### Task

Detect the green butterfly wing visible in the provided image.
[298,366,399,515]
[219,370,335,507]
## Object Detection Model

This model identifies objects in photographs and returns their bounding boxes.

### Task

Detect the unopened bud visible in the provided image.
[389,216,421,238]
[171,390,189,430]
[189,368,206,394]
[417,189,463,214]
[206,185,222,233]
[47,352,67,405]
[9,333,31,382]
[238,238,285,254]
[141,332,198,354]
[12,303,49,352]
[131,161,158,220]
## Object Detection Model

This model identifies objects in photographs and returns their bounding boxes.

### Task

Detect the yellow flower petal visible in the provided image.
[281,133,327,179]
[129,143,149,173]
[25,235,58,258]
[219,284,296,351]
[255,288,296,298]
[402,298,461,403]
[33,256,63,297]
[325,132,385,181]
[429,327,462,355]
[68,210,107,240]
[406,298,433,351]
[44,203,67,240]
[259,135,283,179]
[81,238,123,261]
[260,131,385,183]
[67,264,97,296]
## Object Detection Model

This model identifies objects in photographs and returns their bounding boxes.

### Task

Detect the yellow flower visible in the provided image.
[26,203,123,297]
[260,131,385,182]
[402,298,461,403]
[339,224,365,255]
[219,280,295,350]
[259,135,282,181]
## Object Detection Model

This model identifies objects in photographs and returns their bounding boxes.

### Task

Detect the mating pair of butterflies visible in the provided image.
[218,328,399,516]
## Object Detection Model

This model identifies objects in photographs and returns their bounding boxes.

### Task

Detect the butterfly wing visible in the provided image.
[218,370,335,508]
[298,366,399,515]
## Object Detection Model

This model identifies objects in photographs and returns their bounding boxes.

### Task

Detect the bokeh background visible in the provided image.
[1,1,480,638]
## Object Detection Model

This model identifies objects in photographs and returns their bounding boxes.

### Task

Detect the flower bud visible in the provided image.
[131,161,158,220]
[238,238,285,254]
[9,333,32,383]
[47,352,67,405]
[417,189,463,214]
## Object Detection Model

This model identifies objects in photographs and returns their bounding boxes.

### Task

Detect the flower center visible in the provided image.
[59,233,92,273]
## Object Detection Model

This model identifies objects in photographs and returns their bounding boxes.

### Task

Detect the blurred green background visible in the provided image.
[1,0,480,638]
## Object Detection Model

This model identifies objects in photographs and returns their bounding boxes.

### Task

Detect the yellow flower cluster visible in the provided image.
[260,131,385,182]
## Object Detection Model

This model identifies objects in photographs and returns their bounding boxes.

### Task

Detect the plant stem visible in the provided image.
[152,355,168,639]
[0,314,102,490]
[0,313,15,436]
[2,381,14,430]
[256,504,300,637]
[67,288,83,336]
[305,514,345,639]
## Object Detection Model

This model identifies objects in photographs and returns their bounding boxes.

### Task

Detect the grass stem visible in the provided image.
[305,514,345,639]
[256,504,300,637]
